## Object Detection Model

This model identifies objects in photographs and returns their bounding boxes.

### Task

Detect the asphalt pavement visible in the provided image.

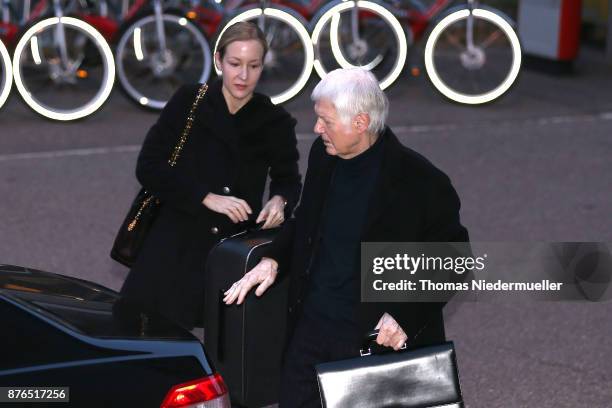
[1,48,611,407]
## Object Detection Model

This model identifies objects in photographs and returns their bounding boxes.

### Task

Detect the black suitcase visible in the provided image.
[204,228,289,408]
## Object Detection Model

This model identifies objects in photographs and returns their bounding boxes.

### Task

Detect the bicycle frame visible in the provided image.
[77,0,150,42]
[269,0,327,20]
[0,0,47,45]
[392,0,487,41]
[409,0,511,60]
[187,0,326,35]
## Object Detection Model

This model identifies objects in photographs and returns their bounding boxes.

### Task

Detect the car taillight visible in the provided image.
[160,373,230,408]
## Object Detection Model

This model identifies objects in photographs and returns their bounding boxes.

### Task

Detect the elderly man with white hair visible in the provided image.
[224,68,469,407]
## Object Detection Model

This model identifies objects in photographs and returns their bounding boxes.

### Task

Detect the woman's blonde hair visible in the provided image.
[216,22,268,61]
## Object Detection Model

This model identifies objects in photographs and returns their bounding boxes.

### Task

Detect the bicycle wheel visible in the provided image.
[116,13,212,110]
[424,7,521,105]
[310,0,407,90]
[214,6,314,104]
[12,17,115,121]
[0,39,12,110]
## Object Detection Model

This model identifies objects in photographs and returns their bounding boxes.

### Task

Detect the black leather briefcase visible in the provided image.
[316,331,463,408]
[204,228,289,408]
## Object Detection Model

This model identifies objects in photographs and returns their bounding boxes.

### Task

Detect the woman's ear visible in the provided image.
[214,52,222,73]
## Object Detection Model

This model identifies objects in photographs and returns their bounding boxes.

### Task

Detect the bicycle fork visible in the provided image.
[460,0,486,70]
[1,0,9,25]
[256,0,269,33]
[52,0,71,72]
[256,0,280,68]
[466,0,478,53]
[350,1,361,45]
[153,0,168,55]
[336,0,365,48]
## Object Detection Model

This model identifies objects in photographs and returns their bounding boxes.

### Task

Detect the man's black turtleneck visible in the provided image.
[303,133,385,332]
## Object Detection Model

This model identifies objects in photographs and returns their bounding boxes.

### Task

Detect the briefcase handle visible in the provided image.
[360,330,407,357]
[360,322,430,357]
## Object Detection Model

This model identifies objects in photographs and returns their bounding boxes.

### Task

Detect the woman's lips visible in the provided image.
[234,84,247,91]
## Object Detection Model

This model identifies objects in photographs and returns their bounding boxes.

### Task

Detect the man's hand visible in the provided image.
[223,257,279,305]
[375,313,408,351]
[203,193,252,223]
[256,195,286,229]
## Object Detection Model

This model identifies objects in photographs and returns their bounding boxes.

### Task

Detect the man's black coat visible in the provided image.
[266,128,469,346]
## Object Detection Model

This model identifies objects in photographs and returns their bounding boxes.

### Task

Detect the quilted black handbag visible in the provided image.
[316,330,463,408]
[110,84,208,267]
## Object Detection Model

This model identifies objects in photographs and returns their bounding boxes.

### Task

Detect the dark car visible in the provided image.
[0,264,230,408]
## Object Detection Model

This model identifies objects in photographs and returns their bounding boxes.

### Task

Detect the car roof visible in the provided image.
[0,265,196,341]
[0,264,117,302]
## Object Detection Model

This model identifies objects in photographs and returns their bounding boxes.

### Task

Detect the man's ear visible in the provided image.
[353,113,371,133]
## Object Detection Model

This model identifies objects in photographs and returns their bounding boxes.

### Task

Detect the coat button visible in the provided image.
[211,227,219,235]
[222,186,231,194]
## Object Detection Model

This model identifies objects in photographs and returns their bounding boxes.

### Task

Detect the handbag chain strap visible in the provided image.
[168,83,209,167]
[127,84,208,232]
[127,195,155,231]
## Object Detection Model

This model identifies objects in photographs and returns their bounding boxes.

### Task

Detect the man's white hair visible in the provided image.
[311,68,388,135]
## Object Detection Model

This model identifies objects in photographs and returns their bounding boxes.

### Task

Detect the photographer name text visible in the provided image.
[373,279,563,292]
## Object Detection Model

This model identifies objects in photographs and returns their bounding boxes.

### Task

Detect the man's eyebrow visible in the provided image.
[314,110,329,120]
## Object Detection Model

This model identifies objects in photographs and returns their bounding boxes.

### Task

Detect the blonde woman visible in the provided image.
[116,22,301,330]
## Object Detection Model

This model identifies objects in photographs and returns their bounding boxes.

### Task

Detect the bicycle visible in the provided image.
[9,0,116,120]
[114,0,212,110]
[0,37,11,110]
[212,0,314,104]
[310,0,409,90]
[1,0,45,112]
[312,0,521,104]
[421,0,521,104]
[116,0,324,109]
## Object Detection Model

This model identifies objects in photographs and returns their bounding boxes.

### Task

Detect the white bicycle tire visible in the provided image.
[214,7,314,105]
[116,14,212,110]
[424,8,521,105]
[12,17,115,121]
[310,0,407,90]
[0,40,12,110]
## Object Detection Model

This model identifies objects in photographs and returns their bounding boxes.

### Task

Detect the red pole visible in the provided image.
[557,0,582,61]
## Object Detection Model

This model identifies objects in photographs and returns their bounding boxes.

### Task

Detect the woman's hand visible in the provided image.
[256,195,287,229]
[203,193,252,223]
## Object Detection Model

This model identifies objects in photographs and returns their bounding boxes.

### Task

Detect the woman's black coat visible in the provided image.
[119,80,301,328]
